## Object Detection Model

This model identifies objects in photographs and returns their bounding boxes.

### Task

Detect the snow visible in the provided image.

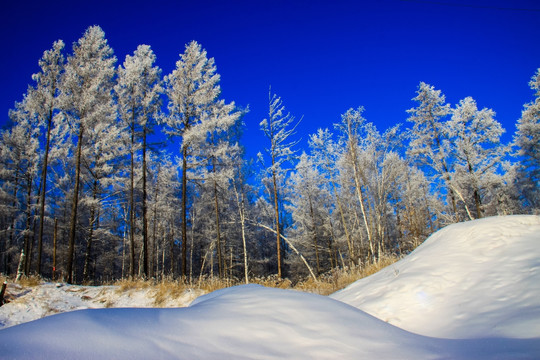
[1,215,539,359]
[331,215,540,339]
[0,283,201,329]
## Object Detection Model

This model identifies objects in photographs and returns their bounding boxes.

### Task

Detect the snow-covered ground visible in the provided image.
[1,215,539,359]
[0,282,202,329]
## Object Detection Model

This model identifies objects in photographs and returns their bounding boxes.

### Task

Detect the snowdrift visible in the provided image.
[1,215,539,359]
[1,284,539,359]
[332,215,540,339]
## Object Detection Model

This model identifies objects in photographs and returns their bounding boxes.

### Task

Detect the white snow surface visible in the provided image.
[1,215,539,359]
[0,282,202,329]
[332,215,540,339]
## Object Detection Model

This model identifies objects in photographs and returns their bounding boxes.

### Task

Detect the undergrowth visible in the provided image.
[1,254,400,304]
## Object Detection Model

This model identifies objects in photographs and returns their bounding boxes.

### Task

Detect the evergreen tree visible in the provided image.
[116,44,162,278]
[59,26,116,283]
[163,41,236,277]
[25,40,65,275]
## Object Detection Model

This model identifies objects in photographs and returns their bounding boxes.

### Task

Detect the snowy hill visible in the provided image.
[1,215,539,359]
[331,215,540,339]
[1,284,539,359]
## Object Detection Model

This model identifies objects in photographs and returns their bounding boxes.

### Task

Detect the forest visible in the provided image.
[0,25,538,285]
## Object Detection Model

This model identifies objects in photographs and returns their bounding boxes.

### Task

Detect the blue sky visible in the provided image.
[1,0,539,160]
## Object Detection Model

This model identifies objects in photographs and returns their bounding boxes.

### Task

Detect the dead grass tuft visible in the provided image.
[153,280,188,306]
[114,278,152,293]
[16,275,43,287]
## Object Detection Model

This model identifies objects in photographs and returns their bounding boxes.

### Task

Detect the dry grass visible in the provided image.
[15,275,42,287]
[153,280,189,306]
[293,254,401,296]
[149,254,401,300]
[0,255,400,306]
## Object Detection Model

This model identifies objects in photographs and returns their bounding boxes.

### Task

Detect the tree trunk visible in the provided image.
[271,168,282,278]
[181,147,188,277]
[83,181,98,283]
[308,195,320,275]
[233,180,249,284]
[346,128,373,262]
[52,218,57,281]
[37,113,54,275]
[23,175,33,276]
[142,126,149,279]
[213,179,223,278]
[67,126,84,284]
[129,118,136,279]
[331,181,354,266]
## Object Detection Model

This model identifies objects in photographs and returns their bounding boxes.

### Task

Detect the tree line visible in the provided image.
[0,25,538,284]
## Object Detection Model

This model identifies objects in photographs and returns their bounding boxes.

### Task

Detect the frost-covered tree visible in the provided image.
[515,68,540,210]
[24,39,65,275]
[3,99,41,279]
[447,97,508,219]
[334,108,375,262]
[116,44,162,278]
[190,101,240,278]
[407,82,457,219]
[288,152,334,276]
[259,89,300,278]
[163,41,235,277]
[59,26,116,283]
[308,128,350,267]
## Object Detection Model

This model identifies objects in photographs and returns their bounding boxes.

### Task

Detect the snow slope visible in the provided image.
[1,284,539,359]
[332,215,540,339]
[1,215,539,359]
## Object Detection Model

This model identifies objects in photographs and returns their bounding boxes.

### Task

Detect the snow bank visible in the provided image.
[2,284,539,359]
[1,215,539,359]
[332,215,540,339]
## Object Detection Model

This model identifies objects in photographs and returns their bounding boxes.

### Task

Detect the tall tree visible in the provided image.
[25,40,65,275]
[259,89,300,278]
[335,107,374,263]
[59,26,116,283]
[447,97,507,219]
[163,41,234,278]
[3,100,40,279]
[515,68,540,210]
[116,44,162,279]
[407,82,457,220]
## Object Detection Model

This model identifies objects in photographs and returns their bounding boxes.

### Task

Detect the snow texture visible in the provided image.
[1,215,539,359]
[332,215,540,339]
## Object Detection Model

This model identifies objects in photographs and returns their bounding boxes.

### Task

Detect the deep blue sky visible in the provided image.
[1,0,539,159]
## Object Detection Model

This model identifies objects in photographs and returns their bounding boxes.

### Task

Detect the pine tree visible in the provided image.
[116,44,162,279]
[25,40,65,275]
[59,26,116,284]
[163,41,235,278]
[4,99,41,279]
